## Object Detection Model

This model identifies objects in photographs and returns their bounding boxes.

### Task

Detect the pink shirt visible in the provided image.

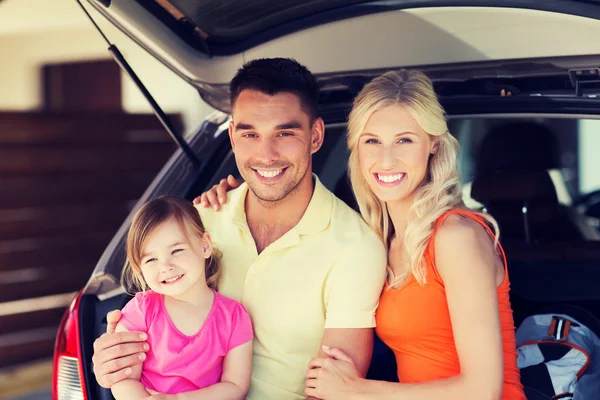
[120,289,253,394]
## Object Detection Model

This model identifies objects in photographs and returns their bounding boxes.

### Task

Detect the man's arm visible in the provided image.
[305,230,387,399]
[304,328,373,400]
[318,328,373,377]
[110,323,149,400]
[92,310,149,388]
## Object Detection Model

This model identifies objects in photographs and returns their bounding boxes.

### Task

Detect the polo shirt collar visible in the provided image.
[227,174,333,236]
[295,175,333,235]
[228,182,250,232]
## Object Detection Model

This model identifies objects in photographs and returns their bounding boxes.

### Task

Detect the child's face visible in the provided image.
[139,218,212,300]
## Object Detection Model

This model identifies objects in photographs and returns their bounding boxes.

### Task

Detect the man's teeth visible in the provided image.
[164,275,182,283]
[257,169,283,178]
[377,173,405,183]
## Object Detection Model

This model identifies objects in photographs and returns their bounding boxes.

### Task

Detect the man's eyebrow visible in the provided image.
[275,120,303,130]
[235,120,304,131]
[235,122,255,130]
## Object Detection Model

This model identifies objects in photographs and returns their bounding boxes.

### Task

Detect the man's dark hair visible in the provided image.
[230,58,320,122]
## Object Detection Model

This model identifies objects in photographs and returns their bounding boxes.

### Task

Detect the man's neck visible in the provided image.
[245,173,315,253]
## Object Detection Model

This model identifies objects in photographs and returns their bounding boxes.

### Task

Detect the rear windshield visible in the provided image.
[450,117,600,244]
[451,117,600,206]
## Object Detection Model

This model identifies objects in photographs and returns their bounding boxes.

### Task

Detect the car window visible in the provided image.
[448,117,600,243]
[449,117,600,202]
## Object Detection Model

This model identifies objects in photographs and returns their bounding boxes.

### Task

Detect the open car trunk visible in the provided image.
[85,0,600,112]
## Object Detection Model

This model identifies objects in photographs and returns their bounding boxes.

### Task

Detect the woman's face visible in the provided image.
[358,104,437,205]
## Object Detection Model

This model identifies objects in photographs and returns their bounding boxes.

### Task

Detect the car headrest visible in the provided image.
[476,122,559,174]
[471,170,558,205]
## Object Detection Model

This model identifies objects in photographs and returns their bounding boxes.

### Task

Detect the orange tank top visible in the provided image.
[375,209,525,400]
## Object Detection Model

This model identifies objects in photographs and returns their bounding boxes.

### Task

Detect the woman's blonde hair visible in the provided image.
[122,195,222,294]
[347,69,499,287]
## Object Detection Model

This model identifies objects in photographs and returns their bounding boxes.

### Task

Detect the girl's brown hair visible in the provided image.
[122,195,221,294]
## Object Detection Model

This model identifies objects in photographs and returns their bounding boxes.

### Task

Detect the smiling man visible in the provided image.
[91,58,387,400]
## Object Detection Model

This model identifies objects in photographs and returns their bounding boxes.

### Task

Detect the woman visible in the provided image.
[303,70,525,400]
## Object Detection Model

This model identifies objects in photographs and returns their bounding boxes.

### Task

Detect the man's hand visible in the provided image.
[192,175,242,211]
[92,310,149,388]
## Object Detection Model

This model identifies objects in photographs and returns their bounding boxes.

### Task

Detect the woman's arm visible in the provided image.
[169,340,253,400]
[307,215,505,400]
[110,322,149,400]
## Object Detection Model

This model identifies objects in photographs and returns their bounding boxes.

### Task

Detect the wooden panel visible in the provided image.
[0,203,132,240]
[0,337,56,368]
[0,171,156,208]
[0,145,174,173]
[0,112,181,145]
[0,308,66,336]
[0,231,114,272]
[43,60,121,112]
[0,265,94,303]
[0,306,63,367]
[0,110,179,367]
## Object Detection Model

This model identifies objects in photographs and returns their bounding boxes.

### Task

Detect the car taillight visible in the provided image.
[52,291,88,400]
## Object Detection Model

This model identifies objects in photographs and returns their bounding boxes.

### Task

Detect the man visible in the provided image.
[92,58,386,400]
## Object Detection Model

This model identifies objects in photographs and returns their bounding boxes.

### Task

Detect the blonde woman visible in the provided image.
[303,70,526,400]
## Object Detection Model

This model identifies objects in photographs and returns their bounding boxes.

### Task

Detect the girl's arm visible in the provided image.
[307,215,505,400]
[110,322,149,400]
[170,340,253,400]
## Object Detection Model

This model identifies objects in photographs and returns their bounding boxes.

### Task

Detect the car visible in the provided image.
[53,1,600,399]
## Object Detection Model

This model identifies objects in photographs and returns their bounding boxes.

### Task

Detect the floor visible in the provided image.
[0,360,52,400]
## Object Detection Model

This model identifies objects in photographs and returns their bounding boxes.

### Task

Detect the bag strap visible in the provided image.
[549,316,572,341]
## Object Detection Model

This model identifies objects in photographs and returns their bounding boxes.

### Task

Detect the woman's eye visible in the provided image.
[397,138,412,144]
[172,249,184,255]
[365,138,380,144]
[144,258,157,264]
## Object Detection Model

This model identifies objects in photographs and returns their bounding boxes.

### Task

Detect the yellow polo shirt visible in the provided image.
[196,176,386,400]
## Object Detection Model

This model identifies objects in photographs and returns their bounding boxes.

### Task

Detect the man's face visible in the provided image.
[229,89,323,203]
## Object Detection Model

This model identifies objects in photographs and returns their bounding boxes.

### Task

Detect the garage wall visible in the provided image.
[0,0,213,134]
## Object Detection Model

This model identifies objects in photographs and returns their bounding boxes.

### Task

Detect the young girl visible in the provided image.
[111,195,253,400]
